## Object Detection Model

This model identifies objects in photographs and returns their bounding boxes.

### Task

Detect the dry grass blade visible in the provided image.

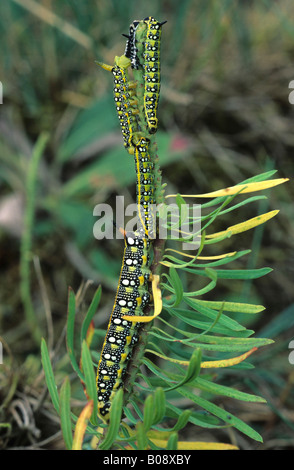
[11,0,93,49]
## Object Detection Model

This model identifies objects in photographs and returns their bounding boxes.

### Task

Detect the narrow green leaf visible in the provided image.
[169,267,183,306]
[165,348,202,392]
[156,314,249,341]
[40,338,59,414]
[142,357,175,386]
[143,395,154,431]
[183,249,251,269]
[195,377,266,403]
[20,132,49,344]
[136,422,148,450]
[194,300,265,314]
[183,267,273,280]
[166,403,221,429]
[241,170,278,184]
[99,388,123,450]
[66,288,85,382]
[216,196,267,217]
[167,432,178,450]
[184,297,246,332]
[170,410,191,432]
[176,193,189,231]
[81,341,98,425]
[81,285,102,345]
[178,387,263,442]
[168,307,251,337]
[153,387,166,425]
[59,377,73,450]
[155,322,272,350]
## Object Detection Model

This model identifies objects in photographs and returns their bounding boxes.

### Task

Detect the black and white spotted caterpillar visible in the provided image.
[96,231,152,422]
[123,20,141,70]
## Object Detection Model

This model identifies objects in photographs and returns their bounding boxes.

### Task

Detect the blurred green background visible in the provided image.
[0,0,294,450]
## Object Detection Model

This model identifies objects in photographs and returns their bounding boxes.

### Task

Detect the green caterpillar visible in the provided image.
[129,137,155,238]
[143,16,166,134]
[96,55,140,149]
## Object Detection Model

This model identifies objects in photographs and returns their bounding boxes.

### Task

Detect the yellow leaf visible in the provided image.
[165,178,289,199]
[150,438,238,450]
[201,347,258,368]
[72,400,93,450]
[122,274,162,323]
[145,349,186,364]
[165,248,237,260]
[146,347,258,368]
[90,427,104,449]
[206,210,279,239]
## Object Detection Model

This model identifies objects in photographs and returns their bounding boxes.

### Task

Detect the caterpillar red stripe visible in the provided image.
[143,16,166,134]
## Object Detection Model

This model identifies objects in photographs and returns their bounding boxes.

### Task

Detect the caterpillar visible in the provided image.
[129,137,155,238]
[143,16,166,134]
[96,138,156,422]
[96,55,140,149]
[95,21,163,423]
[96,230,152,422]
[123,20,141,70]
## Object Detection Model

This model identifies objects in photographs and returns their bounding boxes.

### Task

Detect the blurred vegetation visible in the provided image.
[0,0,293,450]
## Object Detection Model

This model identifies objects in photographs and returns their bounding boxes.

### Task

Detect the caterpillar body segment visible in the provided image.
[96,232,152,422]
